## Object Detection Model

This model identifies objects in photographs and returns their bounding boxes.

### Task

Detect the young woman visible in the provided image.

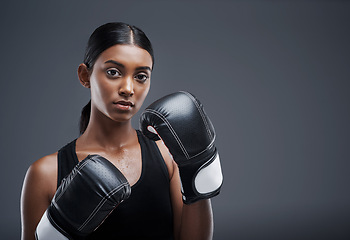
[21,22,219,240]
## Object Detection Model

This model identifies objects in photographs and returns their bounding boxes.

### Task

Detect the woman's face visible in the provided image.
[88,44,153,123]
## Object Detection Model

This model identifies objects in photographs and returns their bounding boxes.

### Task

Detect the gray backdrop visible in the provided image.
[1,1,349,239]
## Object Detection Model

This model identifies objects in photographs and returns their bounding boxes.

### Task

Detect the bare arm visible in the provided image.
[157,141,214,240]
[171,163,213,240]
[20,154,57,240]
[179,199,213,240]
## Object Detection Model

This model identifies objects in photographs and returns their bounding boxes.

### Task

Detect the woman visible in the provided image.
[21,22,216,240]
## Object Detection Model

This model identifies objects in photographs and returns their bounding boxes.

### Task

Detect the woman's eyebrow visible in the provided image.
[136,66,152,72]
[104,60,124,68]
[105,60,152,72]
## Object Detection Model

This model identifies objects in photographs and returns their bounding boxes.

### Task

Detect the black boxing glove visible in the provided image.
[35,155,131,239]
[140,91,223,204]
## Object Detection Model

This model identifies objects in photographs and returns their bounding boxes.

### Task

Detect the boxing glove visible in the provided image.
[36,154,131,239]
[140,91,223,204]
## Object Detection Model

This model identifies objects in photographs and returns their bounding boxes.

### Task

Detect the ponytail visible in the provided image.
[79,100,91,135]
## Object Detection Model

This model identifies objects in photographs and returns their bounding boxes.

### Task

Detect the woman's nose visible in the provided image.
[118,76,134,97]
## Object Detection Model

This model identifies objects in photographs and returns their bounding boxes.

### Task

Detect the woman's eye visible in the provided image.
[135,74,149,82]
[106,69,121,77]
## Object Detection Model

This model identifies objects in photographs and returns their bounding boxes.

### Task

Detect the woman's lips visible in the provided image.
[113,100,134,111]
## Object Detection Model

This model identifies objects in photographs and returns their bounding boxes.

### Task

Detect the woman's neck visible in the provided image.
[78,109,137,151]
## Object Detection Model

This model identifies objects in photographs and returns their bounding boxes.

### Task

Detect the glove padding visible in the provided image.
[140,91,223,204]
[36,154,131,239]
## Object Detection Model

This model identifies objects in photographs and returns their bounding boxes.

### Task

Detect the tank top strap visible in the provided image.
[135,130,169,185]
[57,139,79,189]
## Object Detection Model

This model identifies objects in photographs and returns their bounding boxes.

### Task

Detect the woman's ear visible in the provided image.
[78,63,91,88]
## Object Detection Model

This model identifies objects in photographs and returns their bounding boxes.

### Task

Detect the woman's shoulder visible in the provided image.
[30,152,58,175]
[24,153,58,194]
[21,152,59,211]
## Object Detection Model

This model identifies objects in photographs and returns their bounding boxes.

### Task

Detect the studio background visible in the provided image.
[1,1,349,239]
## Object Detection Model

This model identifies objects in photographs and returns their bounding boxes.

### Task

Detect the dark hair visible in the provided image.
[79,22,154,134]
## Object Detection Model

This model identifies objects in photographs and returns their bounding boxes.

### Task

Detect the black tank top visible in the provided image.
[57,130,174,239]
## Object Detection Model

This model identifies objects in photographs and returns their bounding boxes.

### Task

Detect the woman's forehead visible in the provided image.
[97,44,153,68]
